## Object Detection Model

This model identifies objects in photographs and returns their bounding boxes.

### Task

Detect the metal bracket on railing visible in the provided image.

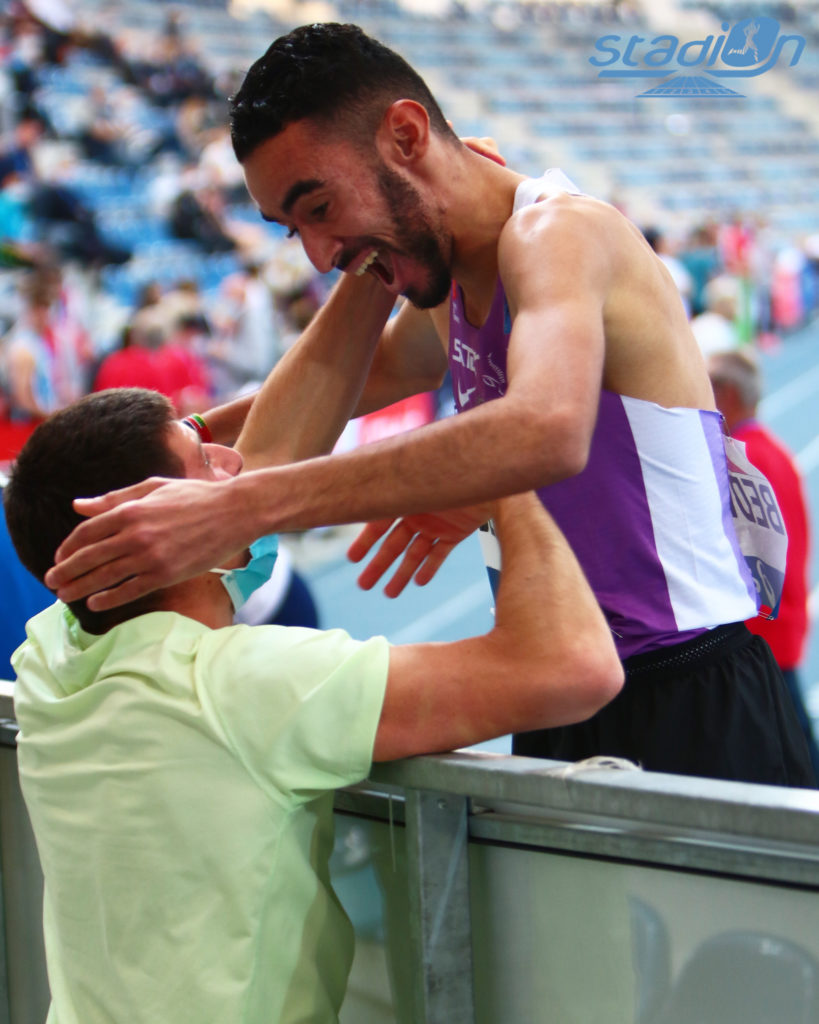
[404,789,475,1024]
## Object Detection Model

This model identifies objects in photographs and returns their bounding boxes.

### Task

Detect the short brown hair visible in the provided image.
[4,389,184,633]
[230,23,456,162]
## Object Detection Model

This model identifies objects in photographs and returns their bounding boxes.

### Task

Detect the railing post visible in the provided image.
[404,789,475,1023]
[0,720,48,1024]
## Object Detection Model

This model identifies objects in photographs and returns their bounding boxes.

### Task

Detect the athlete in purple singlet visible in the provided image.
[47,25,814,786]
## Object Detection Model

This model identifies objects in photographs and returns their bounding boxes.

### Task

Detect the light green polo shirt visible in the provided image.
[13,602,389,1024]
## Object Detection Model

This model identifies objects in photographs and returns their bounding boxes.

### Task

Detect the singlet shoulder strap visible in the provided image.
[513,168,584,213]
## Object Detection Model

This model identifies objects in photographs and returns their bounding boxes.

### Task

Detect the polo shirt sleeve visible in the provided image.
[196,624,389,803]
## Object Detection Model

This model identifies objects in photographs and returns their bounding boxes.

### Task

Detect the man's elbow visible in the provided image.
[513,406,591,486]
[526,641,624,728]
[573,645,624,720]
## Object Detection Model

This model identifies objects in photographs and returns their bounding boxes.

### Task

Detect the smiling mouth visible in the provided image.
[354,250,379,276]
[352,248,395,287]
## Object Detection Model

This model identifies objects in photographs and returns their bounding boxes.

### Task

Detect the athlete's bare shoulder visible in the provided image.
[502,185,635,254]
[497,187,622,311]
[499,181,714,410]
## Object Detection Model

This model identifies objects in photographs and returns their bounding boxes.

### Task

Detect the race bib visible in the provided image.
[723,435,788,620]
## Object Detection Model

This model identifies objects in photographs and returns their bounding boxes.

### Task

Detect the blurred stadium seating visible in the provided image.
[15,0,819,283]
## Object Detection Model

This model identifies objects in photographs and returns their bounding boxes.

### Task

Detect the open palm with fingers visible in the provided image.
[348,503,494,597]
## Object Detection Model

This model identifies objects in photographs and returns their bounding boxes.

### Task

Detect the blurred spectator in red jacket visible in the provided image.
[93,309,210,416]
[93,320,169,395]
[709,349,819,776]
[157,312,211,415]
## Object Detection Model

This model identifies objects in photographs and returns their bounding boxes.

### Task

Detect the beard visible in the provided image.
[376,163,452,309]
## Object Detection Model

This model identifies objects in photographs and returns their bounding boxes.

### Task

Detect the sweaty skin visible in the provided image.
[46,106,713,611]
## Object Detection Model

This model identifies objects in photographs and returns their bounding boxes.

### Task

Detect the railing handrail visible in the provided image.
[367,749,819,849]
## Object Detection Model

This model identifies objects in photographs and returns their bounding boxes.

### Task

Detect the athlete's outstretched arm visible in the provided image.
[351,197,614,596]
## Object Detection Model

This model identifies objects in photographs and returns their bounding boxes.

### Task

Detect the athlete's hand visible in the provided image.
[348,504,494,598]
[44,476,250,611]
[460,133,506,166]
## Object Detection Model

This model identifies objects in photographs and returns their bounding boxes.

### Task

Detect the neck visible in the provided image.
[161,575,235,630]
[429,143,526,297]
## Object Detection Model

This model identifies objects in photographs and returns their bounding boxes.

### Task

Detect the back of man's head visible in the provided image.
[229,22,456,162]
[4,389,183,634]
[708,349,762,414]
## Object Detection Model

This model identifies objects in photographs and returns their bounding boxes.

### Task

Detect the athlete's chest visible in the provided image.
[448,280,510,411]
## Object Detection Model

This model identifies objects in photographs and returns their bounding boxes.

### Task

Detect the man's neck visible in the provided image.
[160,576,235,631]
[448,156,525,298]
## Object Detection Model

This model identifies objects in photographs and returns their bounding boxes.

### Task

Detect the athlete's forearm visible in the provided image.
[231,394,574,536]
[237,274,395,469]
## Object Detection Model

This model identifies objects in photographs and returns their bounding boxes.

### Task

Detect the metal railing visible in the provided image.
[337,754,819,1023]
[3,681,819,1024]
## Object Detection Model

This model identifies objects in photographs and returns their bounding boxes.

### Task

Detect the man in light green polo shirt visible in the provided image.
[5,386,621,1024]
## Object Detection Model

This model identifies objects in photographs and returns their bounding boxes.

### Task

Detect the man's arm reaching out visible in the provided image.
[236,272,399,469]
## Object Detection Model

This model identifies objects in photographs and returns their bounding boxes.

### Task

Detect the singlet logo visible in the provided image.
[457,383,476,406]
[590,16,805,97]
[452,338,480,372]
[452,338,480,407]
[482,352,507,396]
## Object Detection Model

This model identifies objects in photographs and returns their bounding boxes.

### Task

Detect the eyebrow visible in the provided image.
[281,178,325,216]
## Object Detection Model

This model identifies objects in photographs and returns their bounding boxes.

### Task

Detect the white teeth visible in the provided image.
[354,250,379,276]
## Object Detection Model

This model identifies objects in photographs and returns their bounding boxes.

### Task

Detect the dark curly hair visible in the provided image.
[230,23,456,162]
[4,389,184,634]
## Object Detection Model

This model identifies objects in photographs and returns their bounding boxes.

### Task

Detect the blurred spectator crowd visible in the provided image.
[0,0,328,464]
[1,0,819,469]
[643,216,819,357]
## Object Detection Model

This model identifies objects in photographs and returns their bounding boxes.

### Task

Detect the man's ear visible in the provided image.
[375,99,430,167]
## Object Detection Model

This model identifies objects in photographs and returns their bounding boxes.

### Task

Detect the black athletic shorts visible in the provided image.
[512,622,817,788]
